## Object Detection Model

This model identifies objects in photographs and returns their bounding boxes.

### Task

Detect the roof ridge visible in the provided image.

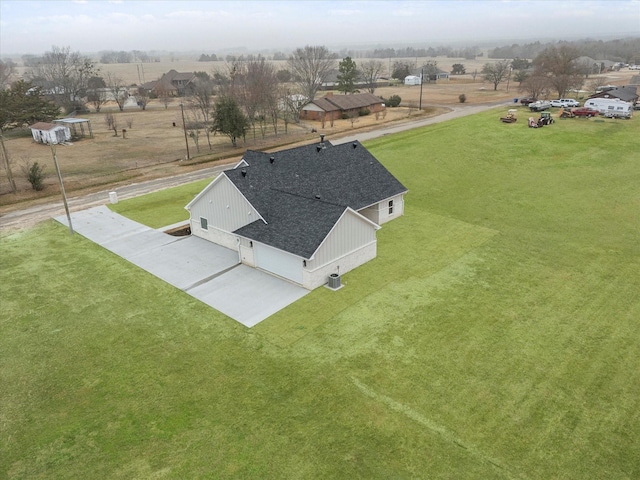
[269,187,347,208]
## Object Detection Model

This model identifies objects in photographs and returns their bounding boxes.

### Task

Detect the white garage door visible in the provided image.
[254,243,303,284]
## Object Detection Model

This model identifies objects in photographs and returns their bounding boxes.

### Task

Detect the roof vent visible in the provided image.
[320,134,325,143]
[270,156,275,164]
[315,194,321,199]
[241,168,247,177]
[316,145,322,153]
[352,142,358,149]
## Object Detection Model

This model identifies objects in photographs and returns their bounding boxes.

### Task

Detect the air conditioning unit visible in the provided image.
[328,273,341,289]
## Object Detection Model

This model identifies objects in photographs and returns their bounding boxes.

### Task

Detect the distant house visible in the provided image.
[141,69,197,97]
[319,69,371,90]
[404,75,422,86]
[587,86,638,105]
[185,140,407,290]
[576,56,619,74]
[413,67,449,82]
[29,122,71,145]
[300,92,385,121]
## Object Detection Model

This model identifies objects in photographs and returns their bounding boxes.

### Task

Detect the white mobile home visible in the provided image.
[583,98,633,118]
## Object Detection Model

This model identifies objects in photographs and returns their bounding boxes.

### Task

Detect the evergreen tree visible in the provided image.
[0,80,60,131]
[212,96,249,147]
[337,56,358,94]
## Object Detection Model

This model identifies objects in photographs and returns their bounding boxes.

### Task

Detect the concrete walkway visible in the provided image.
[55,206,309,327]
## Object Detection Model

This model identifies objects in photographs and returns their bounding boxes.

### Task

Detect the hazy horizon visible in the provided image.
[1,0,639,57]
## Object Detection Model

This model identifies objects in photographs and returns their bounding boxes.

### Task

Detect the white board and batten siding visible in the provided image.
[303,209,379,289]
[358,194,405,226]
[187,174,261,250]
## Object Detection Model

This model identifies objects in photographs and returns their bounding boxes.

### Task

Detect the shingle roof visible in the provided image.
[226,141,407,258]
[589,86,638,102]
[323,92,384,111]
[29,122,58,130]
[312,97,341,112]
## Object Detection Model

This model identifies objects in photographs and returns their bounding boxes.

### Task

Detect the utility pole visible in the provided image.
[180,103,190,160]
[419,68,424,110]
[0,134,17,193]
[50,144,73,235]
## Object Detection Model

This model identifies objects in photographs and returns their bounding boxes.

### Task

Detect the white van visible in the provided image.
[583,98,633,118]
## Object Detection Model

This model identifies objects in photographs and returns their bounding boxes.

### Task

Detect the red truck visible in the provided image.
[570,107,600,118]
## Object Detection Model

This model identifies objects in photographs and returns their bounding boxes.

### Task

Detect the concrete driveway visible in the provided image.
[55,206,308,327]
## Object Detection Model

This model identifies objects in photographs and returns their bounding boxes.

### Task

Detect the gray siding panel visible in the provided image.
[309,211,377,268]
[189,175,260,233]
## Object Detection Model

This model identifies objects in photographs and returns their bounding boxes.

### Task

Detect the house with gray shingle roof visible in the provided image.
[587,86,638,104]
[186,139,407,289]
[140,69,197,97]
[300,92,385,122]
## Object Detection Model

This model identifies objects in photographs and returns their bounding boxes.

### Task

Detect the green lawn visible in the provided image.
[2,111,639,479]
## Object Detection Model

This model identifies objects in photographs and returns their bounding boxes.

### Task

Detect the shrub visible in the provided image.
[341,113,349,120]
[386,95,402,107]
[458,94,467,103]
[22,161,46,191]
[359,108,370,116]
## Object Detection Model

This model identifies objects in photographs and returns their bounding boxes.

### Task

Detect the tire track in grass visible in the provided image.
[351,376,524,480]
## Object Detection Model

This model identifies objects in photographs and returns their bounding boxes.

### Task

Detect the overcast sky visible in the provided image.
[1,0,639,56]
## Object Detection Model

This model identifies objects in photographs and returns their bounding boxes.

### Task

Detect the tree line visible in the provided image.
[489,37,640,65]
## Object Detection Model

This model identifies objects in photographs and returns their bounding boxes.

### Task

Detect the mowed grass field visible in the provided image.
[1,111,639,478]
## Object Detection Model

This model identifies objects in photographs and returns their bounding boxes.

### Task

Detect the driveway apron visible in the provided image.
[55,206,308,327]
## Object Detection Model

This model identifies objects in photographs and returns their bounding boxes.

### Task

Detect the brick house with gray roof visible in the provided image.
[300,92,385,122]
[186,140,407,289]
[141,69,197,97]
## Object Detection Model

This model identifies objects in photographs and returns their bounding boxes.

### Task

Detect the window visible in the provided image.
[200,217,208,230]
[388,200,394,215]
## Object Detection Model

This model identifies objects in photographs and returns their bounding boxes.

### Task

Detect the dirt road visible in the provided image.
[0,100,509,233]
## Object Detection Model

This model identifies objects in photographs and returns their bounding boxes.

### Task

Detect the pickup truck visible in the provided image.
[519,97,537,106]
[529,100,551,112]
[571,107,600,118]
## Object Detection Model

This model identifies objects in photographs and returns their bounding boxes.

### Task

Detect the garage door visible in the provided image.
[254,243,303,284]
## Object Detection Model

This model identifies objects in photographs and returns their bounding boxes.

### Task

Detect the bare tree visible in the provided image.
[27,45,98,112]
[105,73,128,111]
[155,83,171,109]
[105,113,119,136]
[87,76,107,112]
[188,78,215,150]
[0,60,16,89]
[136,87,150,111]
[360,60,384,94]
[532,45,583,98]
[481,60,511,90]
[245,57,278,138]
[520,75,550,100]
[287,45,335,103]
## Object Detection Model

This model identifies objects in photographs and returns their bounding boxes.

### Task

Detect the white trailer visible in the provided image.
[583,98,633,118]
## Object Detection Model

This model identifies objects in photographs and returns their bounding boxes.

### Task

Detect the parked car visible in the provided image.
[529,100,551,112]
[571,107,600,117]
[519,97,537,106]
[550,99,580,108]
[629,65,640,70]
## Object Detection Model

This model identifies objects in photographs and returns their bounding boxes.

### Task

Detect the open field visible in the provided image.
[2,109,639,478]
